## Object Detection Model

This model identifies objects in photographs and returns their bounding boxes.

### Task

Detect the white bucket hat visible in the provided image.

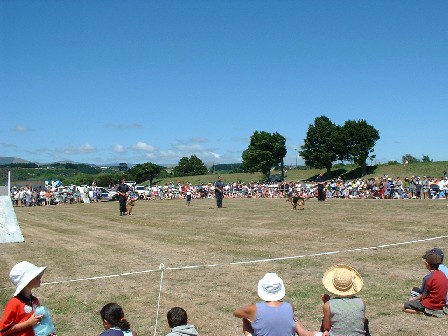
[322,264,363,297]
[10,261,47,296]
[257,273,285,301]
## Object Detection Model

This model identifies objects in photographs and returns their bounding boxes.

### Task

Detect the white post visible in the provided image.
[8,171,11,197]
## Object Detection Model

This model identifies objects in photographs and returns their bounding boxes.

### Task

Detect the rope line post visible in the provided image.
[153,263,165,336]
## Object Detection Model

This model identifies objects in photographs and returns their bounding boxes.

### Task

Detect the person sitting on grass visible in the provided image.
[0,261,57,336]
[99,303,136,336]
[166,307,199,336]
[320,264,370,335]
[234,272,297,336]
[403,251,448,317]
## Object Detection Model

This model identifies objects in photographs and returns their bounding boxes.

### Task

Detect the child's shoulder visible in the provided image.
[100,329,127,336]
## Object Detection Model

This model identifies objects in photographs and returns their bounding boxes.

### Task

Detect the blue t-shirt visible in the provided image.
[251,301,296,336]
[438,264,448,278]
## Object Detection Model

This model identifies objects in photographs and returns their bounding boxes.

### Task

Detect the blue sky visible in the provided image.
[1,1,447,167]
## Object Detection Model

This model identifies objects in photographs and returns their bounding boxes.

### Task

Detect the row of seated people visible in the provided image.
[2,247,447,335]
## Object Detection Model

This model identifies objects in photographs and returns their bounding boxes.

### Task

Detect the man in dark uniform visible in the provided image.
[117,178,130,216]
[214,176,225,208]
[316,172,326,201]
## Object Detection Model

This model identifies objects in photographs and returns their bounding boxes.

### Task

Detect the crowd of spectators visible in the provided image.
[9,174,448,207]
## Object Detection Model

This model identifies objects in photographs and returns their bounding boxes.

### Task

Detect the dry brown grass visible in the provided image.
[1,198,448,336]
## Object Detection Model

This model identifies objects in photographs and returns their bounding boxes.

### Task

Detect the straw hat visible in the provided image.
[322,264,363,297]
[10,261,46,296]
[258,273,285,301]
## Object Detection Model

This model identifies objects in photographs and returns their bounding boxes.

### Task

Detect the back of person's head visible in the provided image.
[425,253,442,269]
[100,303,131,331]
[167,307,188,328]
[422,248,444,263]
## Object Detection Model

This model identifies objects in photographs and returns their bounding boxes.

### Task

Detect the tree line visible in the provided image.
[4,116,381,185]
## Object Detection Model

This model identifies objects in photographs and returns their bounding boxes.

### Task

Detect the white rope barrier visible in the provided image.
[2,235,447,336]
[2,235,447,290]
[153,263,165,336]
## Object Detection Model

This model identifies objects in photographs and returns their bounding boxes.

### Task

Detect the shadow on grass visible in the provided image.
[303,166,378,181]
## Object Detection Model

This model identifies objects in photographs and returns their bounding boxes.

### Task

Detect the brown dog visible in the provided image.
[290,193,305,210]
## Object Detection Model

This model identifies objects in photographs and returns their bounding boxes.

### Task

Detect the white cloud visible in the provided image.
[80,143,96,153]
[190,137,208,143]
[15,125,31,132]
[113,144,126,153]
[145,153,156,159]
[209,152,221,159]
[61,144,96,155]
[174,144,205,151]
[62,147,77,154]
[160,150,179,159]
[104,123,143,129]
[133,142,156,152]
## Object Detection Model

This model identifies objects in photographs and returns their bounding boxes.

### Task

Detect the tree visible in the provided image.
[422,155,432,163]
[342,119,380,176]
[172,155,207,177]
[402,154,419,164]
[271,132,287,179]
[299,116,339,176]
[126,162,163,185]
[94,173,123,187]
[118,163,128,171]
[241,131,287,180]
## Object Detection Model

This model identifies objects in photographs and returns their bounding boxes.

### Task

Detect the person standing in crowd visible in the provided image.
[214,176,225,208]
[186,186,192,206]
[99,303,136,336]
[421,176,429,199]
[117,178,129,216]
[443,177,448,200]
[316,173,326,202]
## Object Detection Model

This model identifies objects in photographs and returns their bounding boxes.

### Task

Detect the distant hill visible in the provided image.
[0,157,30,165]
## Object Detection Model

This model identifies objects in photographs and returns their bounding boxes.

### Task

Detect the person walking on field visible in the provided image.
[214,176,225,208]
[117,178,129,216]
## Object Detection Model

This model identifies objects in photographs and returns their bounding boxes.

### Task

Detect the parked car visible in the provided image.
[135,185,152,199]
[89,187,118,201]
[125,181,137,188]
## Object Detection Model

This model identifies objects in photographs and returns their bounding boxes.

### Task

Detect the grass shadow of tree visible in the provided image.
[340,165,378,180]
[304,165,378,181]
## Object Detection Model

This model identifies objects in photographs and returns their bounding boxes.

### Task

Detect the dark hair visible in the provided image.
[100,303,131,331]
[167,307,188,328]
[425,253,442,269]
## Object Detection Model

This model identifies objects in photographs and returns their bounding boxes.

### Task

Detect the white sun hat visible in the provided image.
[257,272,286,301]
[10,261,47,296]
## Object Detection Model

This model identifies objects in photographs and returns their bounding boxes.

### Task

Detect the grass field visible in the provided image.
[1,197,448,335]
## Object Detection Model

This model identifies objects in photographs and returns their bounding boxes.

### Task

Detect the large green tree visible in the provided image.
[299,116,340,176]
[126,162,163,185]
[342,120,380,176]
[271,132,287,179]
[241,131,287,180]
[172,155,207,177]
